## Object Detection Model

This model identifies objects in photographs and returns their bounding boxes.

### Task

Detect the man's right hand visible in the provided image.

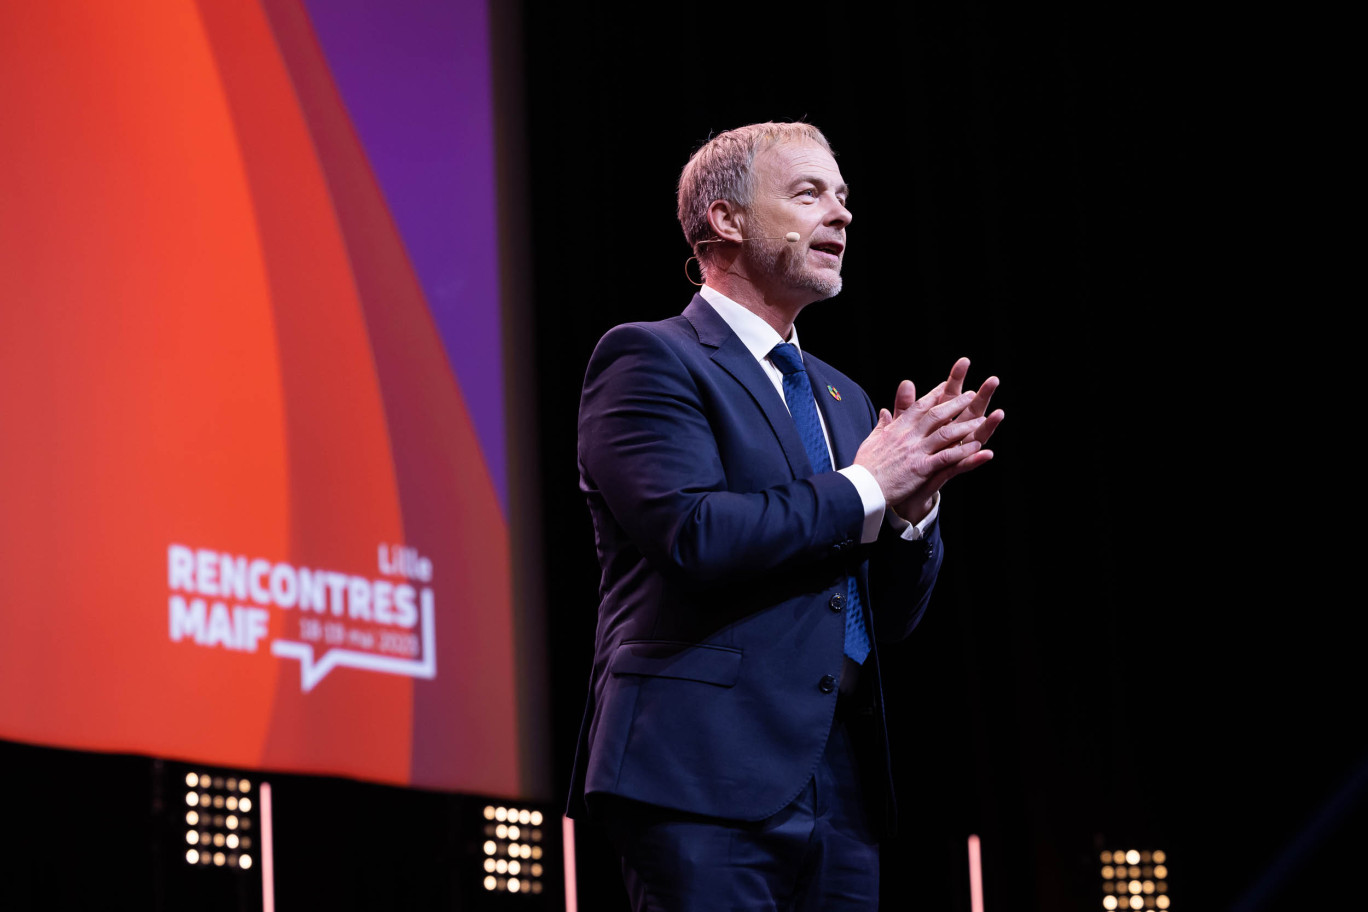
[853,358,1003,524]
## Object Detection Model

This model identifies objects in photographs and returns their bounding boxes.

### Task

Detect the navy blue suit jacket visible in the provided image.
[569,295,942,830]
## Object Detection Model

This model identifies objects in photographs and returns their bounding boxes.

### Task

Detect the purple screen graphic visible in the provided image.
[303,0,507,512]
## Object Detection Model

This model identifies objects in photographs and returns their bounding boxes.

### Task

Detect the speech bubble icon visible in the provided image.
[271,590,436,691]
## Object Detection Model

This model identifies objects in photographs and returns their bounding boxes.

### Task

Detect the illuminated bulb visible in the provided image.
[1102,865,1115,879]
[226,816,238,830]
[239,780,250,792]
[227,834,239,849]
[484,858,496,873]
[239,855,252,870]
[185,773,199,787]
[496,859,507,874]
[483,806,496,820]
[239,798,251,812]
[226,797,238,811]
[509,860,521,876]
[199,775,212,788]
[1126,850,1140,865]
[186,832,199,845]
[213,852,226,867]
[495,807,508,821]
[1129,880,1141,894]
[531,846,542,859]
[1103,897,1118,911]
[530,811,544,826]
[496,824,508,839]
[1156,897,1169,910]
[518,810,531,825]
[531,863,543,877]
[186,793,199,807]
[1154,865,1167,878]
[509,843,520,856]
[508,825,520,840]
[1143,881,1154,894]
[1152,850,1166,864]
[508,878,521,893]
[213,834,225,847]
[1101,850,1113,864]
[186,811,199,826]
[483,841,497,855]
[186,849,199,864]
[484,876,497,891]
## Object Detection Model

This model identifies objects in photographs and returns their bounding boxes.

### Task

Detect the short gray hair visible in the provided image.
[677,122,833,268]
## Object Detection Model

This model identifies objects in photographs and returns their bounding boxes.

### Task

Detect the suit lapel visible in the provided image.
[805,357,859,469]
[683,296,813,479]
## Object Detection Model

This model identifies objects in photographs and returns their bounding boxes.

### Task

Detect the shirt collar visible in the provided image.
[698,285,803,364]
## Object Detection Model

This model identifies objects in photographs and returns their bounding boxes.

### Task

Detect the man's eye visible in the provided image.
[799,189,818,199]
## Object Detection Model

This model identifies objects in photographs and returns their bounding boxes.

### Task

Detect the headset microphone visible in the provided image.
[685,232,804,286]
[698,232,801,245]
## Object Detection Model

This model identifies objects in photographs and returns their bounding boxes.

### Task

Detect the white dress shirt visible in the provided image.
[698,285,938,544]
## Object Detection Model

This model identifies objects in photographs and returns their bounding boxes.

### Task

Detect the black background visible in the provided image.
[521,1,1357,910]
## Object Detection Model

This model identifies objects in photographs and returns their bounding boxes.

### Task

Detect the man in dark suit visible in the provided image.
[569,122,1003,910]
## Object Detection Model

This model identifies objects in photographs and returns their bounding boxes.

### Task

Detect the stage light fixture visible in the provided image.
[476,803,550,896]
[179,768,258,871]
[1100,848,1170,910]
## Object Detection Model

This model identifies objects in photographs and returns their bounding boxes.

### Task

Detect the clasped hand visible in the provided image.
[853,358,1004,524]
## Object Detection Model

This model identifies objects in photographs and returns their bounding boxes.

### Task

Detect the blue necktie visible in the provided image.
[769,342,870,665]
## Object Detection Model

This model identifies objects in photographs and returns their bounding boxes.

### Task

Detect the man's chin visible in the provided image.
[797,273,842,301]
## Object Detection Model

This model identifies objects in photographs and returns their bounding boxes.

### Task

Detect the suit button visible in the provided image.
[828,593,845,611]
[819,674,837,694]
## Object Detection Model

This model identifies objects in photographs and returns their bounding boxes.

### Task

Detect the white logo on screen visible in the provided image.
[166,543,436,692]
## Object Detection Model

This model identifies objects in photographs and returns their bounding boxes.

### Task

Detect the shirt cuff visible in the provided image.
[885,491,939,541]
[836,465,887,544]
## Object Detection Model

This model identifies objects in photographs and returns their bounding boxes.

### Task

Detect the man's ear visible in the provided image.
[705,199,746,244]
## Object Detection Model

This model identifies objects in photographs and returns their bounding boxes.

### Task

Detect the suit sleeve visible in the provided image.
[578,323,867,590]
[855,387,945,644]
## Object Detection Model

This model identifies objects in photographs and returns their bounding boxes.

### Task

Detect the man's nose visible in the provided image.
[825,196,851,228]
